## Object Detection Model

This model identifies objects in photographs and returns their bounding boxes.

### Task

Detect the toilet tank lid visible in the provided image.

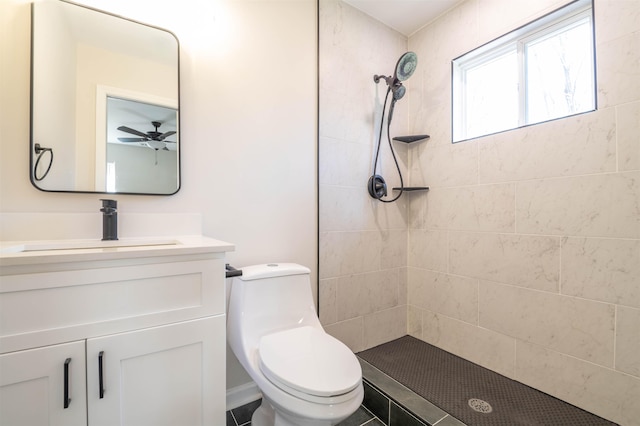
[239,263,310,281]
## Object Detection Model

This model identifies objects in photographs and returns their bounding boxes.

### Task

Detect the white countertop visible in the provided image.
[0,235,235,267]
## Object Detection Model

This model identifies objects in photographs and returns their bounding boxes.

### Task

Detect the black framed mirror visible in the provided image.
[31,0,180,195]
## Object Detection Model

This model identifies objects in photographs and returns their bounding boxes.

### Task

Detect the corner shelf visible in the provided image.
[392,135,430,143]
[390,134,430,196]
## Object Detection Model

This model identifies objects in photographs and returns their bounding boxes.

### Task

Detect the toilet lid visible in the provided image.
[258,326,361,398]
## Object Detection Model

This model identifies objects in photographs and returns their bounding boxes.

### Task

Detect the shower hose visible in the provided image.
[371,87,404,203]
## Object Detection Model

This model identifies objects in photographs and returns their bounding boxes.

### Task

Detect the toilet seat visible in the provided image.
[258,326,361,404]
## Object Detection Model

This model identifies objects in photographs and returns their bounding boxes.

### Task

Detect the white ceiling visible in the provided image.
[342,0,462,36]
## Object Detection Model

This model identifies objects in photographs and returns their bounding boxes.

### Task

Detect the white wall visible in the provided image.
[0,0,316,395]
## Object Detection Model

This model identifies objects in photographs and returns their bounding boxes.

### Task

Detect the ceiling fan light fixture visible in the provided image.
[147,140,166,150]
[117,121,176,145]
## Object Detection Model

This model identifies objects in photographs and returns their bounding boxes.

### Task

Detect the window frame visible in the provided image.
[451,0,596,143]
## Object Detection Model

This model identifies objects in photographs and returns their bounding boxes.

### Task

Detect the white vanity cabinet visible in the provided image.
[86,316,224,426]
[0,340,87,426]
[0,236,233,426]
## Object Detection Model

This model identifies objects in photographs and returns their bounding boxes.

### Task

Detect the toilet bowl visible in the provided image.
[227,263,364,426]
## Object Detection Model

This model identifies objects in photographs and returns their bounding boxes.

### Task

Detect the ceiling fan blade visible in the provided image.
[163,140,176,143]
[158,131,176,140]
[118,137,147,142]
[117,126,149,138]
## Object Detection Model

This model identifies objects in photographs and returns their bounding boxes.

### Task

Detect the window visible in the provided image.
[452,0,595,142]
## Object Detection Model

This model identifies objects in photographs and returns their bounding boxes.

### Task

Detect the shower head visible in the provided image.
[373,52,418,87]
[373,52,418,124]
[394,52,418,82]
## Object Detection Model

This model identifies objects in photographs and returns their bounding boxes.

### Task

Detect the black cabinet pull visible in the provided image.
[98,351,105,399]
[63,358,71,409]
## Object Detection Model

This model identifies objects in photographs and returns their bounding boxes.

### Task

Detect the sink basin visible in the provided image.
[0,238,179,254]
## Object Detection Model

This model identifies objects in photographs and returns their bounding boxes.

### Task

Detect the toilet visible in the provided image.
[227,263,364,426]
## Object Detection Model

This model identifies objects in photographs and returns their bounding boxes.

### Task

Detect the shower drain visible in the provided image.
[468,398,493,413]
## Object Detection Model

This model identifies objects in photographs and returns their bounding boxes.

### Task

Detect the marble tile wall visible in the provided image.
[319,0,409,352]
[406,0,640,424]
[319,0,639,424]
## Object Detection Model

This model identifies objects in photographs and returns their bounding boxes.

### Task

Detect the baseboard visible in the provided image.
[226,382,262,411]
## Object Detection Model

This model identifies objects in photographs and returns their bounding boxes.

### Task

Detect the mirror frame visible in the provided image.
[30,0,181,196]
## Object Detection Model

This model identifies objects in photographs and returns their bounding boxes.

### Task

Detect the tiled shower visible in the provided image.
[318,0,640,424]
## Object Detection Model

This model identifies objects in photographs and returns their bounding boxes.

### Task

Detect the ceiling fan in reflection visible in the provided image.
[117,121,176,151]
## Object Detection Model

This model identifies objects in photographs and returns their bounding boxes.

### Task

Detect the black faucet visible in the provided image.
[100,199,118,241]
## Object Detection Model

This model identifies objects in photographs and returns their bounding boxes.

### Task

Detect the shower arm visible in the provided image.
[373,74,387,83]
[373,74,394,86]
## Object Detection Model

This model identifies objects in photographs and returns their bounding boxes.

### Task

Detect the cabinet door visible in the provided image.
[87,316,225,426]
[0,341,86,426]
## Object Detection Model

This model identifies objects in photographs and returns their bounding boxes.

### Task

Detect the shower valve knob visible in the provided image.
[368,175,387,199]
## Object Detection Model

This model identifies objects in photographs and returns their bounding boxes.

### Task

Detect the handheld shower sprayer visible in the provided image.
[368,52,418,202]
[388,85,406,123]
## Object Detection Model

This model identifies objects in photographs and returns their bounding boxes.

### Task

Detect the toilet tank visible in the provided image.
[228,263,320,343]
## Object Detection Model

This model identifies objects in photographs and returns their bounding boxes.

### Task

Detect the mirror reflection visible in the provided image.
[105,97,178,193]
[31,0,180,195]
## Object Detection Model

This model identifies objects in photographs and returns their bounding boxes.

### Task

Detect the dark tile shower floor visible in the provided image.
[358,336,618,426]
[226,335,618,426]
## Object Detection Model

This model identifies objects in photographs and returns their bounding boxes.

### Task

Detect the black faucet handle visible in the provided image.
[100,199,117,214]
[100,199,117,209]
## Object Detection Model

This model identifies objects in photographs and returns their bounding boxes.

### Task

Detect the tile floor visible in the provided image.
[358,337,617,426]
[226,398,385,426]
[225,359,456,426]
[359,361,464,426]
